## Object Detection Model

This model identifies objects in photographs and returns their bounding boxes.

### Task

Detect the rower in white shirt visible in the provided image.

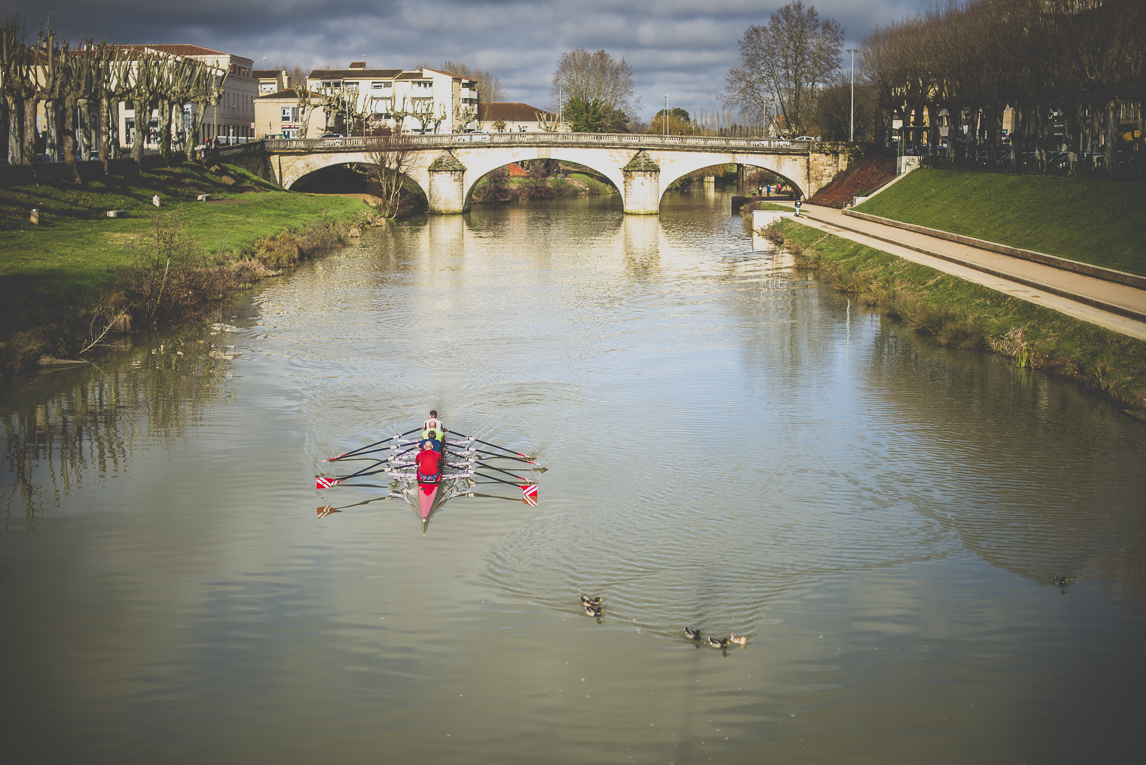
[422,410,447,450]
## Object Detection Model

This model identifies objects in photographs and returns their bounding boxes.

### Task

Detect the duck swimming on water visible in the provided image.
[729,633,748,646]
[1054,575,1068,586]
[583,604,603,617]
[705,636,729,649]
[581,595,602,607]
[683,627,701,640]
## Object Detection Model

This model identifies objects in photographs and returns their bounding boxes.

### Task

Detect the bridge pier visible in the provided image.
[427,152,467,214]
[622,151,661,215]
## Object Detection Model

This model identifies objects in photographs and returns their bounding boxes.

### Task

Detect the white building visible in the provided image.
[115,44,257,149]
[306,63,478,135]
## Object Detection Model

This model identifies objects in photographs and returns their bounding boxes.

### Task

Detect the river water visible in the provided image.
[3,190,1145,763]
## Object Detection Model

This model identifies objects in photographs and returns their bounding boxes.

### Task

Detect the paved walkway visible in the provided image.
[780,203,1146,343]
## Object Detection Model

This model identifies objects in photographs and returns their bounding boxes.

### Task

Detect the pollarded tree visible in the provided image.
[1,15,38,164]
[550,49,636,125]
[724,0,844,137]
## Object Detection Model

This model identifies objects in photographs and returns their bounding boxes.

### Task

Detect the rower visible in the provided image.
[422,410,447,450]
[415,440,442,484]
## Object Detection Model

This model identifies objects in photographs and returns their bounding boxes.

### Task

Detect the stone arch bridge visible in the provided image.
[255,133,855,214]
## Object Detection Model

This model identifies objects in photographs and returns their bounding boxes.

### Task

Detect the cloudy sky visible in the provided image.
[12,0,930,119]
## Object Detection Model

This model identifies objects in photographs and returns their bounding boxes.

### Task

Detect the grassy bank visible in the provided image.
[854,169,1146,276]
[0,163,367,377]
[769,218,1146,411]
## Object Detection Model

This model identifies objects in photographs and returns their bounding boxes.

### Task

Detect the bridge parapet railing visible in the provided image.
[264,133,817,153]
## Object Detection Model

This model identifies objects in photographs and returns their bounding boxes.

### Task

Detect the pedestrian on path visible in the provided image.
[794,196,803,217]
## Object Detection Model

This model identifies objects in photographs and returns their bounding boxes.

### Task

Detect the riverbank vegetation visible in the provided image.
[854,169,1146,276]
[470,161,617,204]
[861,0,1144,176]
[766,219,1146,411]
[0,163,367,379]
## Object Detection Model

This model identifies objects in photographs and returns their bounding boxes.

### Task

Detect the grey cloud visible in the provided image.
[8,0,932,118]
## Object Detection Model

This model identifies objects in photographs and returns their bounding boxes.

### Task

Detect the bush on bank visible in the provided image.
[0,164,367,380]
[767,219,1146,412]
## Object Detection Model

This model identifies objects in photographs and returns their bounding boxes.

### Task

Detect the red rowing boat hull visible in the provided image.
[417,483,439,520]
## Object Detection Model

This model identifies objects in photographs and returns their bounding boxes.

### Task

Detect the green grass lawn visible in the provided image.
[854,169,1146,276]
[0,164,365,334]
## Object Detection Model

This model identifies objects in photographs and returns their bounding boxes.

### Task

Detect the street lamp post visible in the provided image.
[846,48,856,142]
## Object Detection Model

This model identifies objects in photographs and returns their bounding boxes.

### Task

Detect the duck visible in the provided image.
[1053,575,1068,586]
[705,636,729,649]
[683,627,701,640]
[583,604,603,617]
[581,595,602,607]
[729,633,748,646]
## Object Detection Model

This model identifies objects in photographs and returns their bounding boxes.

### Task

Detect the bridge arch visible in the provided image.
[263,134,854,214]
[450,147,627,211]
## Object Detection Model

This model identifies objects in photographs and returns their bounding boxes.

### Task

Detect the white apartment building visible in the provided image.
[116,45,257,148]
[306,63,478,135]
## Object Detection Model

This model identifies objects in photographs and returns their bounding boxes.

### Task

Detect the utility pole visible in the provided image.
[847,48,856,142]
[664,93,668,136]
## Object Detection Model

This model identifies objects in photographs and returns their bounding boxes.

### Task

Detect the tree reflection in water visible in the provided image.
[1,329,238,531]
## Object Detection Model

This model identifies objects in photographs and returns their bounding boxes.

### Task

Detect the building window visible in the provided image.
[372,82,391,90]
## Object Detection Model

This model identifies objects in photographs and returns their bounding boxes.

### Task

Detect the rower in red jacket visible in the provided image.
[415,440,442,484]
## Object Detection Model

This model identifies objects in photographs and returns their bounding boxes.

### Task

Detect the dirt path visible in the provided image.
[783,203,1146,343]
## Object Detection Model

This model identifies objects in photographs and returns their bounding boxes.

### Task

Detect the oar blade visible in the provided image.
[316,475,343,490]
[521,484,538,506]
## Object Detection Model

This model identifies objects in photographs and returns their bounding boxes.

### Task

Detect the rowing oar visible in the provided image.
[450,431,537,462]
[472,472,539,506]
[324,428,421,462]
[475,462,533,483]
[317,493,402,517]
[316,459,392,489]
[470,448,547,469]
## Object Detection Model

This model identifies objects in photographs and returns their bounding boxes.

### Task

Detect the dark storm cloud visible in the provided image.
[11,0,932,118]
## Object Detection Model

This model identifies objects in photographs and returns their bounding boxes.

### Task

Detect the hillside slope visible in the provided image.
[853,169,1146,276]
[809,156,896,208]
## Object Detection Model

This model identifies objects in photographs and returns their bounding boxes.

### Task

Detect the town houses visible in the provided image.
[27,42,563,160]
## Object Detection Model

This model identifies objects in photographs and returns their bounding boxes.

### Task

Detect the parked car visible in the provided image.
[793,135,816,141]
[456,132,490,142]
[34,153,54,164]
[319,133,343,139]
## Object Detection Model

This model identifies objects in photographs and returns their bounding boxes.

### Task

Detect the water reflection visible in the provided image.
[3,190,1145,763]
[1,328,240,530]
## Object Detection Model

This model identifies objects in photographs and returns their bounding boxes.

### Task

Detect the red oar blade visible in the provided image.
[316,476,343,490]
[521,484,538,507]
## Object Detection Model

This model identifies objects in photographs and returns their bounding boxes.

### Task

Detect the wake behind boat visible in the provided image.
[315,426,543,534]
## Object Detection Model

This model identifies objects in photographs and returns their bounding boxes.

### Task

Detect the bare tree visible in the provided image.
[535,110,561,132]
[453,104,476,133]
[1,15,38,164]
[364,136,420,217]
[723,1,844,137]
[550,49,636,121]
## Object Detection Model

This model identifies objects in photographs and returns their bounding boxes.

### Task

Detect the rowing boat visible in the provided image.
[315,427,542,534]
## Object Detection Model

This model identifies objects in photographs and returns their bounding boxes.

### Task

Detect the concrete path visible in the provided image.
[782,203,1146,343]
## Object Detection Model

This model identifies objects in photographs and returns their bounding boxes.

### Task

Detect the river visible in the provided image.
[2,189,1145,763]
